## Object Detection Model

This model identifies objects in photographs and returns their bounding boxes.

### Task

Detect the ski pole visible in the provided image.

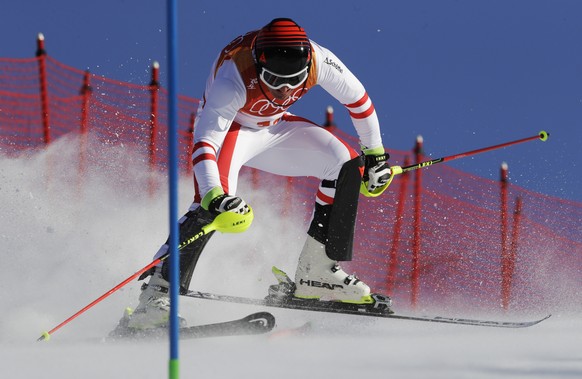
[390,130,549,176]
[37,208,253,342]
[362,130,548,197]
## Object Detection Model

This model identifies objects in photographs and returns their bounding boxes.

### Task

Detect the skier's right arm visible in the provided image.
[192,61,248,213]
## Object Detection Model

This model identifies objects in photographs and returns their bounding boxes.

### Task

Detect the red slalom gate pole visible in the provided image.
[390,131,549,176]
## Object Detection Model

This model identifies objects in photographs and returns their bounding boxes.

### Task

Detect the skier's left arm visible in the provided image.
[313,42,392,197]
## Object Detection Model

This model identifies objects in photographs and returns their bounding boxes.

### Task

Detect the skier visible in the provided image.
[127,18,392,329]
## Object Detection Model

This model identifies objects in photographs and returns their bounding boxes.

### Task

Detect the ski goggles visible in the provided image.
[259,66,309,90]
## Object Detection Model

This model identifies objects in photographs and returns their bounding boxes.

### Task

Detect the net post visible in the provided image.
[149,61,161,196]
[77,70,92,195]
[411,135,424,309]
[80,70,92,135]
[36,33,51,145]
[387,155,410,295]
[323,105,335,128]
[508,195,522,308]
[500,162,510,310]
[187,112,195,175]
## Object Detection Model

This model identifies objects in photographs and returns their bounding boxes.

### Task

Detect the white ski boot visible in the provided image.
[127,267,186,330]
[294,235,372,304]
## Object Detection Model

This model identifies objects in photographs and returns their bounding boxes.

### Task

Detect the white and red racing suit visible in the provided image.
[191,30,383,207]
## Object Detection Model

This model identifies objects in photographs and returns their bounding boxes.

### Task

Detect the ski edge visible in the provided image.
[386,312,551,328]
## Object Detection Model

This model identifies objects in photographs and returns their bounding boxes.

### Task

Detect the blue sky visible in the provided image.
[3,0,581,202]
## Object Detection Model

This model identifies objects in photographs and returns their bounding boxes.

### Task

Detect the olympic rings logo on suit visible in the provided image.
[248,88,306,116]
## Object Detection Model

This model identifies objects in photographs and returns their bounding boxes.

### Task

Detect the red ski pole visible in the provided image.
[37,208,254,341]
[363,131,549,198]
[391,130,549,175]
[37,258,162,341]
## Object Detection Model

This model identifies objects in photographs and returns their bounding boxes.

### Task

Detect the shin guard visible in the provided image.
[159,207,215,293]
[308,155,364,261]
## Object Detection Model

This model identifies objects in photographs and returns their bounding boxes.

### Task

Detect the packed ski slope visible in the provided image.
[2,138,581,379]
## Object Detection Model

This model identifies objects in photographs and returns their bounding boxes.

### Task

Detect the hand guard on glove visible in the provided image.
[202,187,250,216]
[208,194,250,215]
[363,147,392,193]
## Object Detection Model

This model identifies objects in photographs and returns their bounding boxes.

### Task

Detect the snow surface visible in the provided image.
[2,137,581,379]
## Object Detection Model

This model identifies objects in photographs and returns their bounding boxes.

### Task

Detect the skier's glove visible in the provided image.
[362,146,392,196]
[202,187,250,216]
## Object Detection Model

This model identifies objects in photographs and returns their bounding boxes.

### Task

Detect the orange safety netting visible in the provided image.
[1,53,580,314]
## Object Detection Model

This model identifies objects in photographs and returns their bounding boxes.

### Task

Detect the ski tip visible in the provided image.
[271,266,287,276]
[37,331,51,342]
[243,311,276,331]
[520,314,552,328]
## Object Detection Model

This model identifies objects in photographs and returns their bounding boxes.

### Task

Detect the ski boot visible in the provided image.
[266,266,393,314]
[293,235,374,304]
[125,267,187,330]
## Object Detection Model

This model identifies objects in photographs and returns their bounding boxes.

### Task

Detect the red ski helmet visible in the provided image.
[253,18,312,90]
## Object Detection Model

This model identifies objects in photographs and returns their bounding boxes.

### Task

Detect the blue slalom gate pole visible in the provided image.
[166,0,180,378]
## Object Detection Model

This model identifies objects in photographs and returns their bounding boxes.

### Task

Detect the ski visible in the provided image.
[109,311,276,340]
[181,267,550,329]
[183,290,549,328]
